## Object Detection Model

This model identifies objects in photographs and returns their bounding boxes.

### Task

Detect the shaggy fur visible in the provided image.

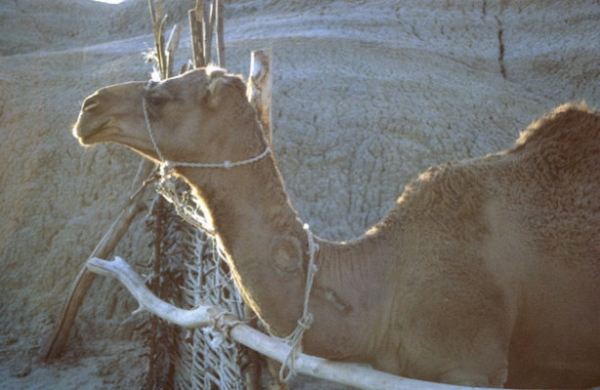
[73,67,600,388]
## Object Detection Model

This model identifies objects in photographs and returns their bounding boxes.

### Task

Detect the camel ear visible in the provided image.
[205,77,223,108]
[203,71,247,109]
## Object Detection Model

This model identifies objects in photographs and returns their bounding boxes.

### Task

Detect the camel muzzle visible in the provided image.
[72,100,110,145]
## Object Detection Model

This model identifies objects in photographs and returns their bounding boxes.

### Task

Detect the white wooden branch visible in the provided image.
[86,256,502,390]
[87,257,212,328]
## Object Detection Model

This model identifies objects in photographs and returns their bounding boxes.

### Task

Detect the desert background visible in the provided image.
[1,0,599,389]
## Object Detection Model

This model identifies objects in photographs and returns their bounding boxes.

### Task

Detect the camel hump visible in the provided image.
[513,103,600,153]
[505,103,600,186]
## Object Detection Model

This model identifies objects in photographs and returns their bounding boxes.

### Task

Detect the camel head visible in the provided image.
[73,67,266,166]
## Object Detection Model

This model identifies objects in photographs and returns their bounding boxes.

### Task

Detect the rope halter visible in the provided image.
[141,83,270,234]
[141,85,270,178]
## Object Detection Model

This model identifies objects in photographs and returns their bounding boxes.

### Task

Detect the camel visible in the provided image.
[72,66,600,389]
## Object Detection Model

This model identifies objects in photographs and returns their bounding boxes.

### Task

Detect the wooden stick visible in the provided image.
[165,24,183,78]
[247,48,273,146]
[203,0,216,65]
[188,6,204,68]
[148,1,165,78]
[40,159,155,361]
[194,0,203,21]
[86,256,505,390]
[215,0,225,68]
[157,16,169,79]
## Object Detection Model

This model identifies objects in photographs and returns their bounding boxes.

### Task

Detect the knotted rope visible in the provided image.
[277,223,319,382]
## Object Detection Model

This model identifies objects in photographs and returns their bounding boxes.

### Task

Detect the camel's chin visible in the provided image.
[76,135,99,146]
[73,121,113,146]
[76,132,104,146]
[76,128,158,162]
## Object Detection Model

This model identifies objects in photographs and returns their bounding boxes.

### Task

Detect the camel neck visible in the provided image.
[175,149,388,362]
[178,151,315,335]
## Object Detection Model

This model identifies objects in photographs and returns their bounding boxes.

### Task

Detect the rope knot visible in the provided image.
[277,225,319,383]
[210,307,244,338]
[159,161,176,178]
[159,176,175,191]
[297,313,313,330]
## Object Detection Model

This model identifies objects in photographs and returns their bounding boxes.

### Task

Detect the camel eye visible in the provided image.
[146,93,169,111]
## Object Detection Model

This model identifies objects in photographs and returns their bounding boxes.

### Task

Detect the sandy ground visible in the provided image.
[1,0,599,388]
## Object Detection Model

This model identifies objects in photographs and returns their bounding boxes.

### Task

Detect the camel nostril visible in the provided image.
[82,96,100,112]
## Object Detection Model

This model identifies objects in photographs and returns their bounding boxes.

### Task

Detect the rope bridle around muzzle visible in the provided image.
[141,91,270,178]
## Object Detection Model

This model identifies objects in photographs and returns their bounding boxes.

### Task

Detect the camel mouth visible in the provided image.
[73,117,112,145]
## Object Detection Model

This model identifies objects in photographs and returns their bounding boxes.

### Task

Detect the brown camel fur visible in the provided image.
[72,67,600,388]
